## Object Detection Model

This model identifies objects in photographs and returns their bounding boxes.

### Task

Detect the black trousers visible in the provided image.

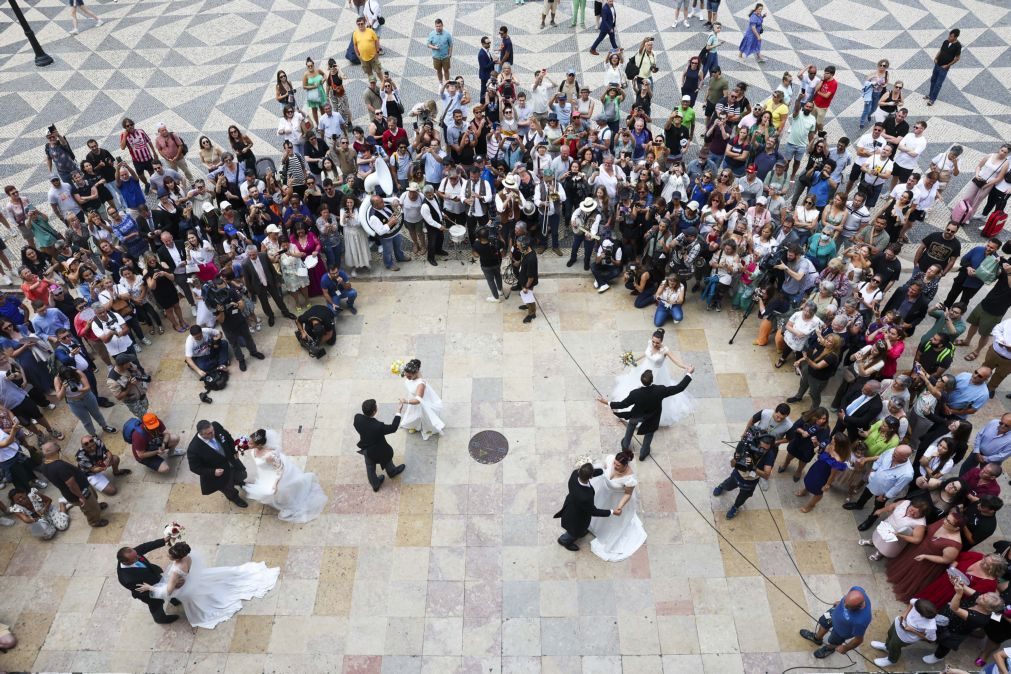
[253,285,291,321]
[365,457,396,490]
[717,471,760,509]
[427,225,446,262]
[942,268,983,307]
[138,593,173,623]
[221,320,258,361]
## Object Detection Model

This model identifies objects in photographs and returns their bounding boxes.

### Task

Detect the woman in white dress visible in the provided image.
[340,195,371,276]
[242,429,327,523]
[399,358,445,440]
[141,542,279,630]
[610,328,694,426]
[588,450,647,561]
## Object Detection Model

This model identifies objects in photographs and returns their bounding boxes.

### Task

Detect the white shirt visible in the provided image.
[893,601,936,644]
[594,166,626,199]
[992,318,1011,359]
[185,328,221,358]
[419,198,444,229]
[249,255,268,286]
[894,132,927,170]
[48,182,77,214]
[911,178,939,211]
[239,179,266,199]
[854,131,885,167]
[439,178,467,215]
[531,80,553,114]
[91,313,133,356]
[862,156,893,186]
[465,179,492,218]
[318,112,346,141]
[399,191,424,224]
[534,181,567,216]
[799,73,822,101]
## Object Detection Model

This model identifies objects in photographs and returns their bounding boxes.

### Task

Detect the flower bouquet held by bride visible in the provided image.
[241,429,327,523]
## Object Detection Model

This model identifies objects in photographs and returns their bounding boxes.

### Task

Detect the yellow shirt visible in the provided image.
[763,99,789,131]
[353,28,379,62]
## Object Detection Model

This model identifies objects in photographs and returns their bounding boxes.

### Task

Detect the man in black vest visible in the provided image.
[601,366,694,460]
[353,398,406,492]
[553,462,617,551]
[420,185,447,267]
[116,537,180,623]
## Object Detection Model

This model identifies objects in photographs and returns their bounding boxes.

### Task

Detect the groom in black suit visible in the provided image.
[353,399,406,492]
[601,366,694,460]
[186,419,248,507]
[116,538,179,624]
[553,463,617,551]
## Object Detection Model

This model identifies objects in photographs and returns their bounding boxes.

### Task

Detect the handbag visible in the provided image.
[110,297,135,316]
[307,88,322,105]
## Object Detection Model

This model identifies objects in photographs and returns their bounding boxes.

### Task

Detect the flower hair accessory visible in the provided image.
[234,436,251,455]
[390,359,406,376]
[163,521,186,545]
[620,351,635,368]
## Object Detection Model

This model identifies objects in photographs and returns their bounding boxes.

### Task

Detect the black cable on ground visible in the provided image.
[530,293,892,673]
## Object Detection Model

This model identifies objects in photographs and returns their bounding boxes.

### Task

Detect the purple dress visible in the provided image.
[738,13,764,57]
[292,233,325,297]
[803,451,847,496]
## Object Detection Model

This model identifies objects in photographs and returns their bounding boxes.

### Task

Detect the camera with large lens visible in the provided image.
[733,432,773,474]
[296,325,327,359]
[758,246,787,273]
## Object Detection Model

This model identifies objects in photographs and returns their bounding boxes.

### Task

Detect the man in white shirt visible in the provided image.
[91,305,146,374]
[184,326,230,379]
[318,103,347,141]
[47,175,80,223]
[589,238,622,294]
[464,165,493,236]
[983,317,1011,399]
[797,64,822,104]
[860,144,894,207]
[529,70,555,128]
[890,120,928,189]
[845,123,886,196]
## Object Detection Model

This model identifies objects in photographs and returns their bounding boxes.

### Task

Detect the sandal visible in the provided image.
[775,357,787,368]
[777,465,788,474]
[157,326,165,335]
[955,338,969,346]
[799,505,813,513]
[175,326,187,333]
[964,351,980,361]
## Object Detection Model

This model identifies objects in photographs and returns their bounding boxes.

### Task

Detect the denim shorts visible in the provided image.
[707,0,720,11]
[785,143,807,162]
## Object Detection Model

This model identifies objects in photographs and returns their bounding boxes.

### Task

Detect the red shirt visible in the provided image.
[122,129,154,162]
[813,78,837,109]
[380,127,407,155]
[21,279,52,306]
[964,467,1001,500]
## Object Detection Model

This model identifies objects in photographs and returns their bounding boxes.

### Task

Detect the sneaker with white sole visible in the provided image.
[873,657,895,668]
[870,641,886,651]
[592,280,599,289]
[486,297,499,302]
[70,28,79,35]
[922,654,942,664]
[171,446,187,456]
[597,284,610,293]
[142,337,152,345]
[191,306,198,317]
[31,479,49,489]
[95,19,103,26]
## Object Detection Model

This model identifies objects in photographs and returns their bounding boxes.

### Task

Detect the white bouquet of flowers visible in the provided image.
[163,521,186,545]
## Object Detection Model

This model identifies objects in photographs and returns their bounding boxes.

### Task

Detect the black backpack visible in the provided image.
[202,370,229,391]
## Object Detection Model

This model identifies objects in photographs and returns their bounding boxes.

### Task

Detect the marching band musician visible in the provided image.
[464,166,493,242]
[437,167,468,236]
[533,168,567,256]
[495,175,529,248]
[567,197,601,270]
[367,194,410,271]
[398,182,427,259]
[419,185,449,267]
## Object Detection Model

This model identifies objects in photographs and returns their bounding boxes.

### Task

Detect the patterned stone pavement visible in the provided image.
[0,0,1010,672]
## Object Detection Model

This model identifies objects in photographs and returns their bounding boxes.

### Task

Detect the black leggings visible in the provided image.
[981,187,1009,217]
[134,302,163,328]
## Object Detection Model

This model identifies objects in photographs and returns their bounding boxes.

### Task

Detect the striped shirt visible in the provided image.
[123,129,154,163]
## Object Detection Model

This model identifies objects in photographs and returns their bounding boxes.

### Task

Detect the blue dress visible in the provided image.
[803,451,848,496]
[739,13,764,57]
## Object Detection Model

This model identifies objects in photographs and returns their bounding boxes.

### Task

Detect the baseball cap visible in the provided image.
[219,201,232,210]
[681,95,691,102]
[142,413,161,430]
[746,165,757,174]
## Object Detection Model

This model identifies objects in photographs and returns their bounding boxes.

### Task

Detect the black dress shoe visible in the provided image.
[786,396,802,403]
[841,502,863,510]
[428,258,438,266]
[388,464,406,478]
[251,352,266,360]
[268,316,276,327]
[857,518,876,532]
[283,312,297,320]
[238,360,247,372]
[98,398,115,408]
[557,537,579,551]
[156,614,180,624]
[510,284,521,291]
[566,259,576,267]
[169,598,181,606]
[199,392,213,404]
[229,496,248,508]
[639,448,650,461]
[437,250,450,257]
[523,315,535,323]
[372,475,385,492]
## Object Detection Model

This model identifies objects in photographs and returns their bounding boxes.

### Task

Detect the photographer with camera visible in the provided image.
[296,304,336,359]
[204,272,266,372]
[775,244,818,304]
[590,238,623,294]
[184,326,231,380]
[712,433,777,519]
[54,363,117,438]
[107,353,151,418]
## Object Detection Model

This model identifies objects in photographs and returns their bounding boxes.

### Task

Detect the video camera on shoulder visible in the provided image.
[733,433,774,473]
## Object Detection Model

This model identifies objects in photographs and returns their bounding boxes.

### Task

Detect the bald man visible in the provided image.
[844,444,915,531]
[801,587,872,659]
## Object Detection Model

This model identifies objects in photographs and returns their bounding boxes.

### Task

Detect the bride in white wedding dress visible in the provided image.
[588,450,647,561]
[142,542,279,629]
[399,358,445,440]
[610,327,694,426]
[242,429,327,523]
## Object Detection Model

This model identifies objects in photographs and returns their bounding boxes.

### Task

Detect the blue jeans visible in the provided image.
[322,242,343,269]
[928,63,948,102]
[569,234,593,269]
[590,262,621,287]
[327,288,357,312]
[193,342,231,372]
[654,303,683,326]
[859,99,874,127]
[702,51,719,78]
[590,28,617,52]
[66,391,109,436]
[380,235,408,269]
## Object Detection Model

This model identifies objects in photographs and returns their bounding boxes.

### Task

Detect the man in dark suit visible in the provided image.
[155,230,195,308]
[478,36,495,101]
[553,462,617,551]
[601,366,694,460]
[116,537,179,624]
[588,0,617,55]
[832,380,883,441]
[353,398,406,492]
[241,245,296,327]
[186,419,248,507]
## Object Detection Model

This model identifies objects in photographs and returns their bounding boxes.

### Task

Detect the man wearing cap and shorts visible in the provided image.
[130,413,183,474]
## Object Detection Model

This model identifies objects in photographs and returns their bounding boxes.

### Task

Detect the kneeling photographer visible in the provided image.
[712,433,777,520]
[589,238,623,294]
[296,305,336,359]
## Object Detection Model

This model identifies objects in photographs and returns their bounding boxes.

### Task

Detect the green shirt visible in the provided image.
[706,75,729,104]
[786,112,816,147]
[865,420,900,457]
[918,308,966,345]
[677,105,696,130]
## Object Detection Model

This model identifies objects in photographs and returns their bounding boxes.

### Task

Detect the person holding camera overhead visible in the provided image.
[53,363,116,438]
[713,433,777,519]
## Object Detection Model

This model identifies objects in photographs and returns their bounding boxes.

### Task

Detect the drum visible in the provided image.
[448,225,467,244]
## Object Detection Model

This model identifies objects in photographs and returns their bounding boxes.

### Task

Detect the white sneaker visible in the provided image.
[683,20,690,26]
[873,657,895,668]
[922,654,942,664]
[171,446,187,456]
[142,337,152,345]
[95,18,103,26]
[58,497,68,506]
[134,343,142,352]
[870,641,886,652]
[592,280,599,289]
[350,270,358,278]
[486,297,499,303]
[597,284,610,293]
[69,28,79,35]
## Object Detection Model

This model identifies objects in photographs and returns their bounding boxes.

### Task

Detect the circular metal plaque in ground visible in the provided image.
[468,430,509,464]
